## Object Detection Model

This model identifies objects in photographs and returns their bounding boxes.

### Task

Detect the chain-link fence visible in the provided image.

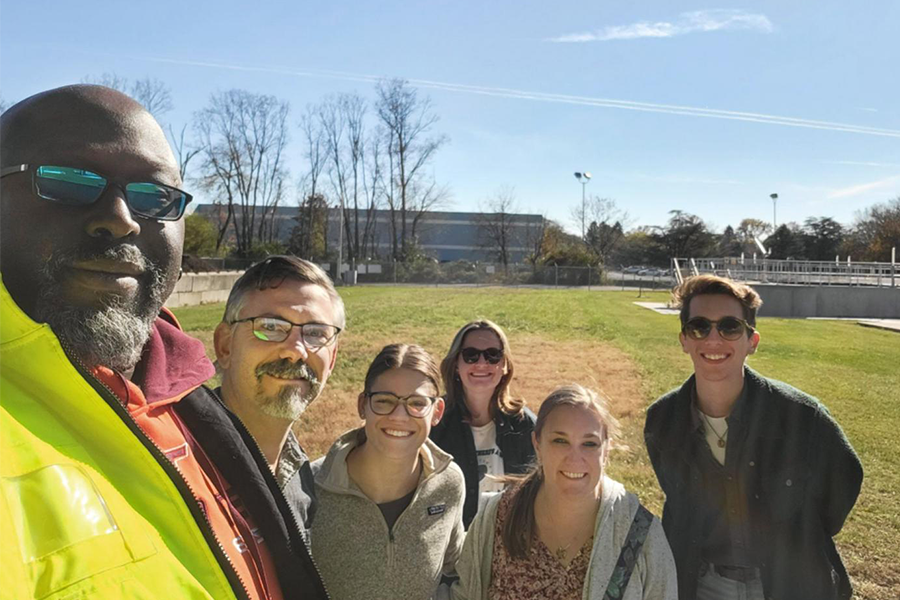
[191,256,677,289]
[352,261,675,289]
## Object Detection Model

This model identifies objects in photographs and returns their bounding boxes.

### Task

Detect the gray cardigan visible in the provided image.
[451,476,677,600]
[310,428,466,600]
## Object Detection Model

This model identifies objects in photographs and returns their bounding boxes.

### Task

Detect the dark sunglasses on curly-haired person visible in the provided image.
[682,316,753,341]
[460,347,504,365]
[0,164,192,221]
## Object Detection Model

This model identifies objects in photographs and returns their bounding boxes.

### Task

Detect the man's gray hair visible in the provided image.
[223,255,345,328]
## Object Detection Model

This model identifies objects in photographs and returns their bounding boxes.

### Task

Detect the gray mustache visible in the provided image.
[256,359,319,383]
[52,244,151,271]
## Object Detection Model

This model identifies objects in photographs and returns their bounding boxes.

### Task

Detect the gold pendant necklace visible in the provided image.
[701,412,728,448]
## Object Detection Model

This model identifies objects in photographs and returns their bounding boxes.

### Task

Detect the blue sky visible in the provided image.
[2,1,898,233]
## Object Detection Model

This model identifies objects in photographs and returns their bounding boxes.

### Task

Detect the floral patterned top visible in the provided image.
[487,491,593,600]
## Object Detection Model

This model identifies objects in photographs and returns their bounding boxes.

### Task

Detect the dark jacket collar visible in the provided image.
[177,386,329,600]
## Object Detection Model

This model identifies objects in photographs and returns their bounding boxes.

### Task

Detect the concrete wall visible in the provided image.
[165,272,244,308]
[753,284,900,318]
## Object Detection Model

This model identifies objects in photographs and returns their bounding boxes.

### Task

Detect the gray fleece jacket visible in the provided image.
[310,428,466,600]
[451,476,677,600]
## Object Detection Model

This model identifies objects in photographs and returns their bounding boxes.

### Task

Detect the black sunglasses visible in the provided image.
[683,316,753,341]
[460,347,504,364]
[0,164,192,221]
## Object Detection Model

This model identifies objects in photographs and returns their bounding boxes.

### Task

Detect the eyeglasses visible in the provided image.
[683,316,753,341]
[365,392,438,418]
[231,316,341,349]
[0,164,192,221]
[460,347,504,364]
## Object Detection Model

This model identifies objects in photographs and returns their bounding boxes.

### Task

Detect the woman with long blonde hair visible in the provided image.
[452,385,676,600]
[431,320,536,528]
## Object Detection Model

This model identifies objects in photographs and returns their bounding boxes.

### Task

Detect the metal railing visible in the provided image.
[673,256,898,288]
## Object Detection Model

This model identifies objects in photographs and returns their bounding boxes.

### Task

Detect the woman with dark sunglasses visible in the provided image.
[431,320,536,528]
[310,344,465,600]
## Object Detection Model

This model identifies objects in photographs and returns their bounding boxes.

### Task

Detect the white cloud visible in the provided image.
[548,9,773,43]
[827,175,900,199]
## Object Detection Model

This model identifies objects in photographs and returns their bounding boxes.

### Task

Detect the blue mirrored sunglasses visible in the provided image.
[0,164,192,221]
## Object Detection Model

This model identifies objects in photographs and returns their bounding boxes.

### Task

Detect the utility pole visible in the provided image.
[770,193,779,229]
[575,171,592,239]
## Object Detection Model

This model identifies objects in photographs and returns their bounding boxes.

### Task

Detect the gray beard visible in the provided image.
[257,381,321,420]
[35,245,167,372]
[255,359,322,420]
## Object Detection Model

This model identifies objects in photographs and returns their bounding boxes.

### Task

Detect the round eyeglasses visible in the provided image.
[364,392,438,418]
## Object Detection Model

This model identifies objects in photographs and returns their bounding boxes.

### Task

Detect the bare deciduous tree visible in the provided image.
[477,186,519,271]
[573,196,629,266]
[523,214,549,271]
[194,89,290,257]
[293,105,330,259]
[166,124,200,181]
[319,93,376,265]
[375,79,448,260]
[360,132,385,259]
[407,179,450,249]
[83,73,174,119]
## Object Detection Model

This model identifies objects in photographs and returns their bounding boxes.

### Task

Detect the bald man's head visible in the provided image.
[2,85,180,183]
[0,84,186,373]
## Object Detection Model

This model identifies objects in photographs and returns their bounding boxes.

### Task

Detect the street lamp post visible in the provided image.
[770,193,779,229]
[574,171,592,239]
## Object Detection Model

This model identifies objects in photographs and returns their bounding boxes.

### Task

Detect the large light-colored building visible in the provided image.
[193,204,544,263]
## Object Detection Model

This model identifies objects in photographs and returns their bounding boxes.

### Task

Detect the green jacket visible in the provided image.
[0,278,238,600]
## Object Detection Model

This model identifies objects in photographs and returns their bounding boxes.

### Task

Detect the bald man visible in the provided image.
[0,86,327,599]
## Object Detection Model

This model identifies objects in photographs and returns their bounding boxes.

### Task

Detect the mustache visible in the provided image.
[48,243,152,272]
[255,358,319,383]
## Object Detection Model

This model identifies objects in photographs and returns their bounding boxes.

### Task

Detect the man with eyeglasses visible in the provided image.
[644,274,862,600]
[1,86,327,599]
[213,255,344,531]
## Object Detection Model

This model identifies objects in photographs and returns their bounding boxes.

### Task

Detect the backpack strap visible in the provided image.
[602,504,654,600]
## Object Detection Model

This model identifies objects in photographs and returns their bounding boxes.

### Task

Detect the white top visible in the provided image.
[470,421,506,494]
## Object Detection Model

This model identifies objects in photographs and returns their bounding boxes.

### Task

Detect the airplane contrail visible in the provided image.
[126,54,900,139]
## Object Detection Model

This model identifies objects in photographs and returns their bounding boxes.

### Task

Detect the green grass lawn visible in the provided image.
[174,287,900,599]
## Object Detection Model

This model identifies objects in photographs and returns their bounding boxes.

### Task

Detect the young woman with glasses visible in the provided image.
[451,385,677,600]
[431,320,536,528]
[310,344,465,600]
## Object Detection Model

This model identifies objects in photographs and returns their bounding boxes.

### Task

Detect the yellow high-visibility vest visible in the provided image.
[1,277,240,600]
